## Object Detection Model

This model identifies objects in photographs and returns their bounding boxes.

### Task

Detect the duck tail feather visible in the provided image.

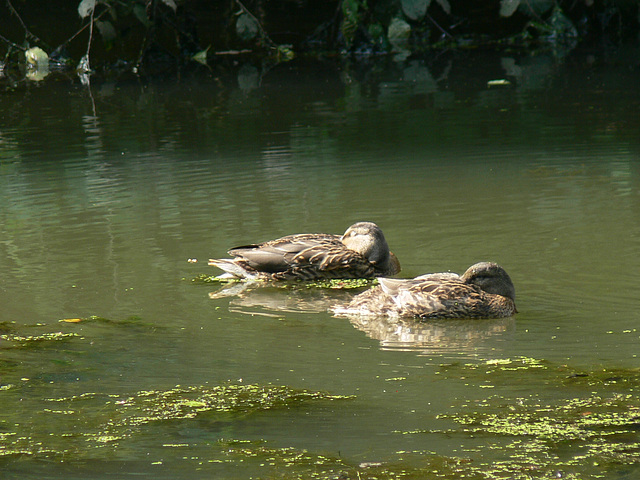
[208,259,256,279]
[378,277,408,296]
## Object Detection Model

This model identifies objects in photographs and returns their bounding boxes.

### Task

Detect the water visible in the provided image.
[1,48,640,478]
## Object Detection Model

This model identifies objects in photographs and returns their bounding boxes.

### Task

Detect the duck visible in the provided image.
[208,222,401,281]
[333,262,516,319]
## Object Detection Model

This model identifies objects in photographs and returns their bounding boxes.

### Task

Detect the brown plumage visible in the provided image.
[334,262,517,319]
[208,222,401,281]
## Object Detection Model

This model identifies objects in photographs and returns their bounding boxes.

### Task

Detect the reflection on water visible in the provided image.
[210,280,518,355]
[208,282,361,315]
[348,315,515,355]
[1,47,640,479]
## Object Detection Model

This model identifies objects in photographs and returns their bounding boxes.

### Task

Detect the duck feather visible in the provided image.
[209,222,400,281]
[336,262,516,319]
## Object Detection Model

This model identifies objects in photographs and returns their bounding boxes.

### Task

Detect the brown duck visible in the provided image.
[334,262,516,319]
[208,222,401,281]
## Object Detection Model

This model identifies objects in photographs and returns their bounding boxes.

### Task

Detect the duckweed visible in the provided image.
[408,358,640,478]
[190,274,374,289]
[0,331,80,346]
[88,383,355,428]
[436,356,640,391]
[0,383,354,461]
[302,278,375,289]
[218,439,478,479]
[426,393,640,478]
[190,273,243,284]
[2,319,639,480]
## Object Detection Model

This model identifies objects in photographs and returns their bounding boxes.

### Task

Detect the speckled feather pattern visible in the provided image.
[233,234,381,280]
[337,262,517,320]
[209,223,400,281]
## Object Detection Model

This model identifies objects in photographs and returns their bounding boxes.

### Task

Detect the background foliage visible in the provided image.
[1,0,639,74]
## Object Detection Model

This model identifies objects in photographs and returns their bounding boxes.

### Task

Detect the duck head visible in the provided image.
[341,222,400,274]
[461,262,516,302]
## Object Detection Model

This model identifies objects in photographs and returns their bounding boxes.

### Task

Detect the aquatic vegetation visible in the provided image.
[2,355,639,478]
[190,273,243,284]
[441,393,640,441]
[397,357,640,478]
[0,315,160,350]
[77,383,355,429]
[299,278,374,290]
[0,383,354,461]
[58,314,156,327]
[218,439,478,479]
[190,274,374,290]
[430,393,640,478]
[0,331,80,347]
[435,356,640,392]
[2,319,639,480]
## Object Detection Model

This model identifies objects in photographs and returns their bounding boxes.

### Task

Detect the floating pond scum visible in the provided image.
[1,381,354,461]
[189,273,375,289]
[1,345,639,478]
[396,357,640,479]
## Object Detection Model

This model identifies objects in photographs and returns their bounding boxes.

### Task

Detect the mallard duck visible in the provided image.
[334,262,516,319]
[208,222,401,281]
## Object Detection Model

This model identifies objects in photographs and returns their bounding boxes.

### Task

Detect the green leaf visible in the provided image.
[25,47,50,81]
[25,47,49,66]
[402,0,431,21]
[435,0,451,15]
[275,44,295,62]
[341,0,360,19]
[192,45,210,66]
[133,4,152,27]
[341,0,360,47]
[518,0,554,16]
[499,0,520,17]
[547,6,577,39]
[388,17,411,42]
[161,0,177,12]
[95,20,117,43]
[78,0,96,19]
[236,13,259,41]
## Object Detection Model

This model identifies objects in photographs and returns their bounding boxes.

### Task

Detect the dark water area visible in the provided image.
[1,46,640,479]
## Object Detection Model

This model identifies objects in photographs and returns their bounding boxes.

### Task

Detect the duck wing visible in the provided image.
[287,243,377,279]
[393,279,486,319]
[378,272,460,296]
[227,234,341,274]
[228,233,376,279]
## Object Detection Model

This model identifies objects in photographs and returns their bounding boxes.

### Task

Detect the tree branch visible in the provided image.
[0,31,24,51]
[5,0,44,45]
[426,11,453,40]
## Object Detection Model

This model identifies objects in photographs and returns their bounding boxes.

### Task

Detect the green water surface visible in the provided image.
[1,48,639,479]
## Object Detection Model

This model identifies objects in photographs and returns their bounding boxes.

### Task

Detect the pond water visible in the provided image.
[1,46,640,479]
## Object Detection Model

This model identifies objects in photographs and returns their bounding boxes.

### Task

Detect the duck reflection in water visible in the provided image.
[208,222,400,281]
[208,283,364,316]
[346,315,516,353]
